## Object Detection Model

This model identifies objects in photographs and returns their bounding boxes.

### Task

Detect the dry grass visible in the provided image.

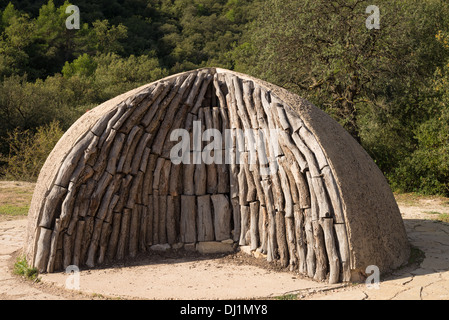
[394,192,449,207]
[0,181,35,218]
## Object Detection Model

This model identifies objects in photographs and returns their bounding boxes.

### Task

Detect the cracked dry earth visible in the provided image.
[1,196,449,300]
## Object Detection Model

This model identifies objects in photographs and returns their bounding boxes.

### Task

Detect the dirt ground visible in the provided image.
[1,190,449,300]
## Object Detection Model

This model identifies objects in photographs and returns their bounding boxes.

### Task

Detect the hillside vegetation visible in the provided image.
[0,0,448,196]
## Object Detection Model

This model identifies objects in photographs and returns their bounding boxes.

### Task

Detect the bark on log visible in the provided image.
[231,197,241,242]
[250,201,260,251]
[320,218,340,284]
[276,211,289,268]
[239,205,250,246]
[335,223,351,282]
[294,206,307,274]
[197,195,214,242]
[262,180,277,262]
[285,216,298,271]
[166,196,177,245]
[312,220,327,282]
[304,208,315,278]
[107,213,122,261]
[116,209,131,260]
[212,194,232,241]
[159,195,167,244]
[180,195,196,243]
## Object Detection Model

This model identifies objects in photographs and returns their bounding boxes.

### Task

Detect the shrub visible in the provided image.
[0,121,64,181]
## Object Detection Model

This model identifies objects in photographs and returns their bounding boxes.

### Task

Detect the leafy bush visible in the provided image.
[0,121,64,181]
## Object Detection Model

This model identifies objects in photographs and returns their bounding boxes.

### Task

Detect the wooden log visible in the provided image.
[146,195,154,246]
[306,171,319,221]
[152,190,160,244]
[237,160,248,206]
[152,157,165,191]
[194,160,207,196]
[97,222,112,265]
[241,153,257,203]
[141,82,171,127]
[129,205,141,258]
[105,132,126,175]
[213,73,227,110]
[185,71,207,107]
[294,169,311,210]
[39,185,67,229]
[278,130,308,172]
[183,157,195,196]
[285,215,298,271]
[47,219,61,273]
[299,126,328,170]
[152,73,197,155]
[292,132,331,217]
[34,227,53,272]
[54,131,95,188]
[85,218,104,267]
[113,174,133,214]
[80,215,95,265]
[211,194,232,241]
[275,211,289,268]
[123,129,145,175]
[283,104,305,133]
[259,205,268,254]
[107,212,122,261]
[62,232,73,269]
[279,155,299,205]
[119,90,160,135]
[93,129,117,179]
[117,126,142,173]
[169,163,183,197]
[203,107,218,194]
[293,205,307,274]
[139,205,148,252]
[190,74,213,115]
[320,218,340,284]
[278,162,293,218]
[180,195,196,243]
[98,103,126,149]
[72,221,85,268]
[262,180,277,262]
[131,133,152,175]
[89,171,113,218]
[322,165,344,224]
[231,197,241,242]
[197,195,214,242]
[304,208,316,278]
[159,159,172,196]
[59,182,76,230]
[239,205,250,246]
[166,196,177,245]
[90,107,117,137]
[312,220,327,282]
[334,223,351,282]
[144,77,183,135]
[159,195,167,244]
[250,201,260,251]
[271,171,285,213]
[116,208,131,260]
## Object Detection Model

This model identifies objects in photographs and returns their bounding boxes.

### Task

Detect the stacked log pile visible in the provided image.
[29,68,352,284]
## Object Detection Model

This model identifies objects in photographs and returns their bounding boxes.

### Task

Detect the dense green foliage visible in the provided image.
[0,0,447,195]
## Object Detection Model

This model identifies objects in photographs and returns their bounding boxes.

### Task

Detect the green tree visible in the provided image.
[235,0,449,145]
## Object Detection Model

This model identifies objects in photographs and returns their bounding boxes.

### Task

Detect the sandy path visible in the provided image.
[1,196,448,300]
